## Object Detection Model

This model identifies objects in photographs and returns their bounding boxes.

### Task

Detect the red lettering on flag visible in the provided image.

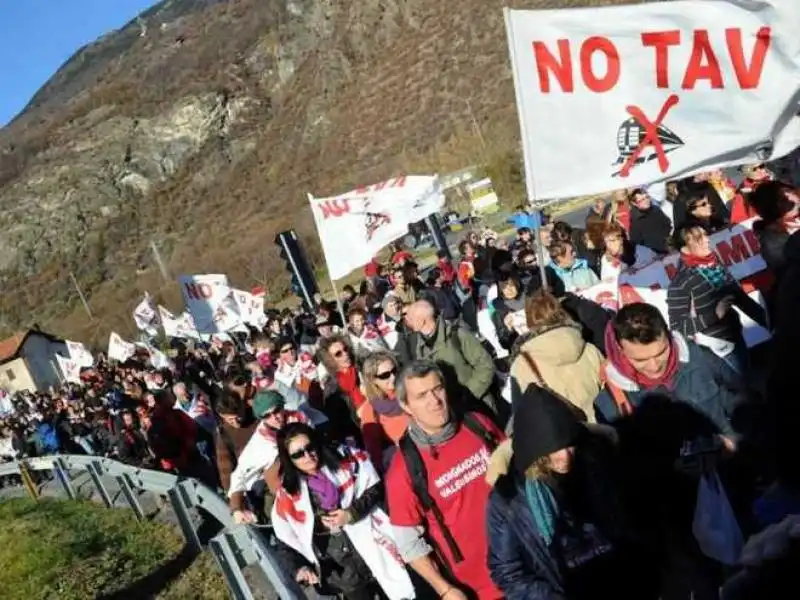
[533,39,573,93]
[642,30,681,88]
[726,27,771,90]
[390,175,407,188]
[580,36,620,93]
[619,94,680,177]
[682,30,723,90]
[320,199,351,219]
[715,233,751,267]
[618,283,647,306]
[185,283,213,300]
[743,229,761,254]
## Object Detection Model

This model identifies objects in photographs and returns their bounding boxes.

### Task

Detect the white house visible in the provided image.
[0,330,68,394]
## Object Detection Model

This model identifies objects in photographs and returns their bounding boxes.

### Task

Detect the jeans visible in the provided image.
[720,338,749,376]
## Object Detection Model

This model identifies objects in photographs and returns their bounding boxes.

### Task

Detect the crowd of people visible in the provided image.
[2,160,800,600]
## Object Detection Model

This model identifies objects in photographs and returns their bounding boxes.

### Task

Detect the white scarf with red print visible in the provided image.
[271,447,415,599]
[274,351,318,388]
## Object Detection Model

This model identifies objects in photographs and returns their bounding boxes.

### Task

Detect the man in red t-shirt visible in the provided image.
[386,360,505,600]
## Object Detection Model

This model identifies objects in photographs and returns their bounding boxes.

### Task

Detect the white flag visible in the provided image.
[309,175,445,280]
[504,1,800,200]
[108,332,136,363]
[133,292,159,335]
[135,342,174,370]
[66,340,94,368]
[232,288,266,327]
[158,306,201,340]
[178,274,242,334]
[56,355,82,384]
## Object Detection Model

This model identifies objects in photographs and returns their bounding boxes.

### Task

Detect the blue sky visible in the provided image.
[0,0,159,126]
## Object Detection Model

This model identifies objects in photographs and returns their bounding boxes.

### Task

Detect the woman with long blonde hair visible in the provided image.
[358,351,409,472]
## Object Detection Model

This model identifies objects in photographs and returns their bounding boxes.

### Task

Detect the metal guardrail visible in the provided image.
[0,455,310,600]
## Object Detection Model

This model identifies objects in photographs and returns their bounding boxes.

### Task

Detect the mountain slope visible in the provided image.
[0,0,633,345]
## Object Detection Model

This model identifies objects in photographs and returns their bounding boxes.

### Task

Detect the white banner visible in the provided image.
[178,274,242,334]
[504,1,800,200]
[618,218,771,346]
[136,342,174,370]
[108,332,136,363]
[56,354,82,384]
[309,175,445,280]
[232,288,266,328]
[66,340,94,368]
[132,292,159,336]
[158,306,201,340]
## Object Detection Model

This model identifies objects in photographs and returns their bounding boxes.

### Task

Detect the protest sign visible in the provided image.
[309,176,444,280]
[233,288,266,328]
[504,1,800,199]
[56,355,82,384]
[66,340,94,368]
[158,306,201,340]
[178,274,241,334]
[108,332,136,363]
[133,292,159,336]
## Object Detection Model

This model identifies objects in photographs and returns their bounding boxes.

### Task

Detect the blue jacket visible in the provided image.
[487,475,568,599]
[550,259,599,293]
[487,433,656,600]
[36,421,60,454]
[594,333,745,437]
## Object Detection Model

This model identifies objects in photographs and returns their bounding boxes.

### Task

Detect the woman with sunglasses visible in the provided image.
[272,423,415,600]
[682,188,728,234]
[317,335,364,444]
[359,352,409,472]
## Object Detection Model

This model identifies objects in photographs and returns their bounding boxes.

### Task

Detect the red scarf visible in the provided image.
[604,322,680,390]
[336,366,367,411]
[681,251,719,268]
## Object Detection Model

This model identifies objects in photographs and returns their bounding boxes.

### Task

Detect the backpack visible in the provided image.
[398,413,499,563]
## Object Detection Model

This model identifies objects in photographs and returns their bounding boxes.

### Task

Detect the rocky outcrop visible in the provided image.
[0,0,635,343]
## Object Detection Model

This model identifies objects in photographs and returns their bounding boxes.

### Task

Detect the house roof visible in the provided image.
[0,329,64,364]
[0,332,28,363]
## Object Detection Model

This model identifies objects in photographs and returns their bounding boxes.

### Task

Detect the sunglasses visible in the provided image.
[375,367,397,380]
[692,200,710,209]
[263,408,282,419]
[522,260,536,267]
[289,444,316,460]
[332,349,347,358]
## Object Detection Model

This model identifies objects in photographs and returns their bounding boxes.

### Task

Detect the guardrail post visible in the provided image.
[115,473,145,521]
[18,461,38,501]
[53,458,76,500]
[85,460,113,507]
[168,480,201,554]
[209,533,256,600]
[237,525,308,599]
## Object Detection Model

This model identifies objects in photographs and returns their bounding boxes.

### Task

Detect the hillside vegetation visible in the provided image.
[0,0,636,345]
[0,497,228,600]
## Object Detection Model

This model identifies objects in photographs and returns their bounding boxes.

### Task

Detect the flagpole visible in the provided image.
[328,275,347,327]
[504,8,549,291]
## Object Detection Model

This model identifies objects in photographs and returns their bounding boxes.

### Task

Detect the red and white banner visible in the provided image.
[309,176,444,280]
[232,288,267,329]
[504,1,800,200]
[66,340,94,368]
[618,218,771,346]
[158,306,201,340]
[56,354,82,384]
[133,292,159,336]
[178,274,242,334]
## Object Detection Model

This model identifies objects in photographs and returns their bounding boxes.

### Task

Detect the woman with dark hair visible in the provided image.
[317,334,364,444]
[748,181,800,278]
[271,423,414,600]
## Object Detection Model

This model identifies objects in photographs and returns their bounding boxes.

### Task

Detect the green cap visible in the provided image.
[252,390,285,418]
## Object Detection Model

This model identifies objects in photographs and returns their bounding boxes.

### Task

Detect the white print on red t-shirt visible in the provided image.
[434,447,491,499]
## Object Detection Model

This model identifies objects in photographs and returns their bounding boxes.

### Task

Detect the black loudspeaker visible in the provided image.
[274,230,319,312]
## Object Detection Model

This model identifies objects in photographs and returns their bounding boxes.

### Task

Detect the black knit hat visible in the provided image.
[512,385,583,473]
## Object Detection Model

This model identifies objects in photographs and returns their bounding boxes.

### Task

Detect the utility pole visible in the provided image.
[464,98,489,158]
[150,240,170,282]
[69,271,94,321]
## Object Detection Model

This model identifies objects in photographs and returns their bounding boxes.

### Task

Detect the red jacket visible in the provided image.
[148,407,198,471]
[437,257,457,284]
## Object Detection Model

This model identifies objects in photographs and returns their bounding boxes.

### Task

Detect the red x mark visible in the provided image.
[619,94,680,178]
